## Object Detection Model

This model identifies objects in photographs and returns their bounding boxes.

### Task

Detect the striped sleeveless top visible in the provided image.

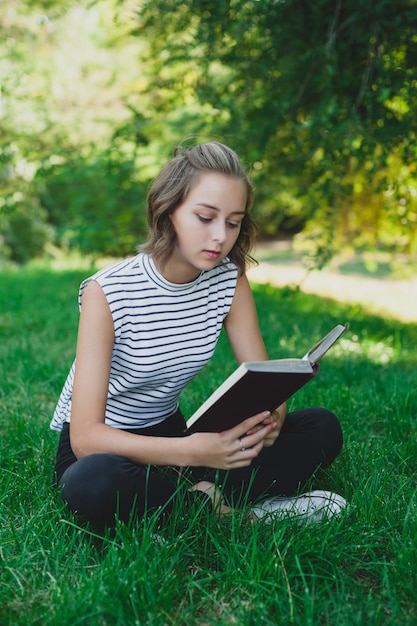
[50,253,238,431]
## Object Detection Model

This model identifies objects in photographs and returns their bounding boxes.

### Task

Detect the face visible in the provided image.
[165,172,247,283]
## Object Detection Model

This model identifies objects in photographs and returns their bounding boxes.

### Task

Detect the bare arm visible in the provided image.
[69,280,274,468]
[224,273,286,445]
[224,273,268,363]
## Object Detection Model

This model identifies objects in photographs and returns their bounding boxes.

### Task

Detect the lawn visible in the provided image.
[1,265,417,625]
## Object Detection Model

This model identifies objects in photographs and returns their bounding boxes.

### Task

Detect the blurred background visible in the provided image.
[1,0,416,273]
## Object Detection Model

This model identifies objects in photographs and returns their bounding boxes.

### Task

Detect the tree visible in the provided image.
[0,0,150,261]
[133,0,417,261]
[1,0,416,263]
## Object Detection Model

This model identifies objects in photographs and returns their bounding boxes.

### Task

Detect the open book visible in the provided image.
[185,324,348,434]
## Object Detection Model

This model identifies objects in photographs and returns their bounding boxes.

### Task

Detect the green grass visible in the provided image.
[1,266,417,625]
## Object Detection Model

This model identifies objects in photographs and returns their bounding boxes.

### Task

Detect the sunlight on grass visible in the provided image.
[336,336,395,364]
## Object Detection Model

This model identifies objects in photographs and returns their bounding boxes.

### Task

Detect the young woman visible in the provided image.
[51,142,345,527]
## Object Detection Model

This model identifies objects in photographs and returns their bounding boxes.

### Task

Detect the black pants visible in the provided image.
[53,407,343,527]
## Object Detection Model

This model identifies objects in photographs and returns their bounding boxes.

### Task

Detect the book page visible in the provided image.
[303,324,348,365]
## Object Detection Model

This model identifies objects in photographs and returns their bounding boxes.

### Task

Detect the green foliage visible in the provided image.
[1,201,52,264]
[0,0,149,262]
[1,0,417,263]
[2,267,417,623]
[136,0,417,257]
[0,141,53,263]
[37,146,149,257]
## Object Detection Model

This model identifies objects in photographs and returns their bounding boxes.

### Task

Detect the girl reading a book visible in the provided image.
[51,141,345,527]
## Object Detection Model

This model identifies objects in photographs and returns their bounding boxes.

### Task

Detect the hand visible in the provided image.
[245,405,286,448]
[187,411,274,470]
[262,406,286,447]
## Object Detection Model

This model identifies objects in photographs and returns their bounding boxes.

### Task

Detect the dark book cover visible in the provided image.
[185,324,347,434]
[186,367,316,434]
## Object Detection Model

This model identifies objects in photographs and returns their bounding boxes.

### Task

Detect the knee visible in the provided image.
[59,454,137,526]
[288,406,343,464]
[314,407,343,464]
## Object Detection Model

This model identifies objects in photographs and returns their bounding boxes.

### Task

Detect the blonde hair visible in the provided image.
[141,142,257,273]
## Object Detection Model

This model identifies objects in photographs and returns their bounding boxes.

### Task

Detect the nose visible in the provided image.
[211,221,227,243]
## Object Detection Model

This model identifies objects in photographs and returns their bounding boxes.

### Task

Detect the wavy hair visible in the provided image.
[140,142,257,274]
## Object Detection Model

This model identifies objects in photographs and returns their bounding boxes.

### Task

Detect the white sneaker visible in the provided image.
[251,490,347,524]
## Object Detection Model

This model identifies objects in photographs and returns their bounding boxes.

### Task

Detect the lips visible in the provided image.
[204,250,221,260]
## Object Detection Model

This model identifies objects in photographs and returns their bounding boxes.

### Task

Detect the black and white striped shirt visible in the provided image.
[50,253,238,431]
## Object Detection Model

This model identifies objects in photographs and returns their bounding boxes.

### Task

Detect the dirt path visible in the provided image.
[247,259,417,324]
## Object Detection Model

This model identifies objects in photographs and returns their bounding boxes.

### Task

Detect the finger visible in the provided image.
[245,424,265,435]
[227,411,273,439]
[232,436,264,460]
[241,424,274,449]
[227,441,264,468]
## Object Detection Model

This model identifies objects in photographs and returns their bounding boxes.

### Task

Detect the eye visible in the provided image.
[226,221,241,230]
[197,215,212,224]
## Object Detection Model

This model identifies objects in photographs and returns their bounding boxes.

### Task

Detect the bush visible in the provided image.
[0,194,53,264]
[38,147,149,257]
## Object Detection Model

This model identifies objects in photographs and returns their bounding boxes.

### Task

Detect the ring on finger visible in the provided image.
[239,437,246,452]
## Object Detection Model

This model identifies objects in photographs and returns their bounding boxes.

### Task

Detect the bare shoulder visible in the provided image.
[81,278,107,303]
[234,272,254,299]
[80,279,111,314]
[78,279,114,340]
[226,273,257,321]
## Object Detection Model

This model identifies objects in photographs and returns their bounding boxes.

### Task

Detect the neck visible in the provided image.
[153,257,202,284]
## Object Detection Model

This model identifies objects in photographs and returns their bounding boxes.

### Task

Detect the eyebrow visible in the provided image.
[196,202,245,215]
